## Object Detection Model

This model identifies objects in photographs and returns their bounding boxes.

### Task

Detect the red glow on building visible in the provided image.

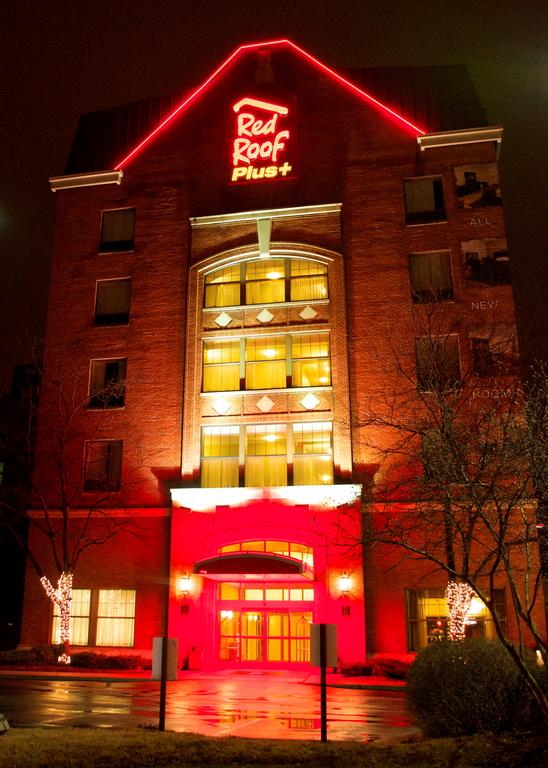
[114,38,426,171]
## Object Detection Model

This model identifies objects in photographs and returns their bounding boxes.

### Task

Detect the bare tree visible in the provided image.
[345,307,548,717]
[0,360,138,664]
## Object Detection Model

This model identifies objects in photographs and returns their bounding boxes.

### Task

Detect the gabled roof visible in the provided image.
[114,39,426,170]
[64,42,488,176]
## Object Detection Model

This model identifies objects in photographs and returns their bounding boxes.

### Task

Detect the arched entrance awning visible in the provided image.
[193,552,313,581]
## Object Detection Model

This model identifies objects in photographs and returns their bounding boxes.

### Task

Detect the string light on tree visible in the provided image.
[40,572,73,664]
[446,580,475,641]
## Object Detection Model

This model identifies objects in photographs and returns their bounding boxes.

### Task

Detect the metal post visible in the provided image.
[320,622,327,742]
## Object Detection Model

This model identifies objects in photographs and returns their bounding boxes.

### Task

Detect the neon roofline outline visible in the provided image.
[114,38,426,170]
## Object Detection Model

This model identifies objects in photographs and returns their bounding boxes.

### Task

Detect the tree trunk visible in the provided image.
[40,572,73,665]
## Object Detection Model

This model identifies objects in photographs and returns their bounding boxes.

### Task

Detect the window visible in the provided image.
[52,589,91,646]
[219,540,314,569]
[84,440,122,491]
[409,251,453,303]
[471,338,494,377]
[415,335,461,391]
[0,461,4,485]
[201,422,333,488]
[88,359,126,408]
[99,209,135,252]
[51,588,135,647]
[405,588,505,651]
[95,278,131,326]
[404,177,445,224]
[293,422,333,484]
[245,336,286,389]
[204,258,328,308]
[201,426,239,488]
[96,589,136,647]
[202,333,331,392]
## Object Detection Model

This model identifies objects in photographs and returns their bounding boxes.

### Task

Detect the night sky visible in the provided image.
[2,0,547,391]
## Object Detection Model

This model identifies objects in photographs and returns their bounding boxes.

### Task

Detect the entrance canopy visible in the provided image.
[194,552,313,581]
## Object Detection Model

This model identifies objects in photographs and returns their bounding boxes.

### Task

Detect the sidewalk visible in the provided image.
[0,666,406,689]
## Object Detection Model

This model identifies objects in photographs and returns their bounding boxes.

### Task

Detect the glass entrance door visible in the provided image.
[219,608,312,663]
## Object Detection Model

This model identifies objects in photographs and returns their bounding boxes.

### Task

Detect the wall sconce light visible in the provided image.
[176,573,192,598]
[338,572,352,597]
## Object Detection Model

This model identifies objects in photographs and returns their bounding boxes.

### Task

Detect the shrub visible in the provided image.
[374,658,410,680]
[70,652,147,670]
[407,639,546,736]
[339,660,376,676]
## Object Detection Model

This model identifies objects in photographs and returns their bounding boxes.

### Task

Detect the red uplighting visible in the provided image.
[115,39,426,170]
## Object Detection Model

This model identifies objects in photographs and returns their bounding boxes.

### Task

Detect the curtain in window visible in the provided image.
[101,209,135,246]
[205,266,241,307]
[52,589,90,645]
[245,259,285,304]
[245,336,286,389]
[245,424,287,486]
[96,279,131,317]
[203,340,240,391]
[410,252,452,300]
[405,179,435,213]
[96,589,135,647]
[201,458,239,488]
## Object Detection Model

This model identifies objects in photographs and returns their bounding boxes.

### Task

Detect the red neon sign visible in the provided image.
[231,98,292,182]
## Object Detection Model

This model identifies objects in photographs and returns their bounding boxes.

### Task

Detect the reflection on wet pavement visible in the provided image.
[0,674,419,742]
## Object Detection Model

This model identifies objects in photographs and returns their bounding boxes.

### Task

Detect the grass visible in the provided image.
[0,728,546,768]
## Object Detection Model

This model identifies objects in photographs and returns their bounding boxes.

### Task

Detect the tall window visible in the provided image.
[409,251,453,303]
[96,589,136,647]
[88,359,127,408]
[201,423,333,488]
[51,588,136,647]
[201,426,239,488]
[202,333,331,392]
[415,335,461,391]
[246,424,287,487]
[95,279,131,326]
[293,423,333,484]
[204,258,328,308]
[84,440,122,491]
[245,337,286,390]
[405,589,505,650]
[404,177,445,224]
[52,589,91,646]
[100,209,136,252]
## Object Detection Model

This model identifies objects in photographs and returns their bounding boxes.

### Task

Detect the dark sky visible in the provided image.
[2,0,547,391]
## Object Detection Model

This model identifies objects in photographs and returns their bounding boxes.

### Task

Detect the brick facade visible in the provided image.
[21,41,545,666]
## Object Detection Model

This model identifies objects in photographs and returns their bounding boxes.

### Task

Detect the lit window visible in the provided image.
[52,588,136,648]
[246,424,287,487]
[409,251,453,303]
[202,340,240,391]
[291,333,331,386]
[245,336,286,390]
[96,589,136,647]
[201,426,239,488]
[202,333,331,393]
[293,422,333,484]
[99,209,136,252]
[88,359,126,408]
[415,335,461,391]
[245,259,285,304]
[51,589,91,646]
[405,588,505,650]
[404,177,445,224]
[290,260,328,301]
[204,258,329,308]
[95,279,131,326]
[84,440,122,491]
[205,265,241,308]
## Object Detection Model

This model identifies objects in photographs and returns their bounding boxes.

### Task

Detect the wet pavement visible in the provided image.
[0,670,417,742]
